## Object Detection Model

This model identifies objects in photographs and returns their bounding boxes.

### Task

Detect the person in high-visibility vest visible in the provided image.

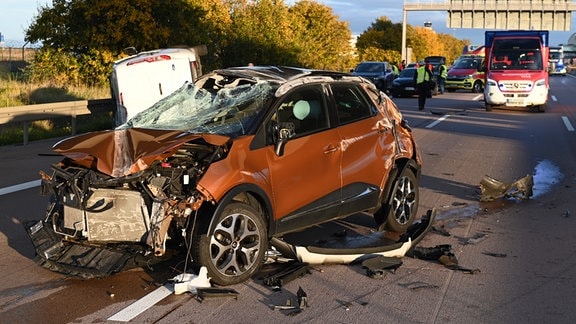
[438,60,448,94]
[413,63,432,110]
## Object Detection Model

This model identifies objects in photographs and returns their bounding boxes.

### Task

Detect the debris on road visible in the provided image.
[399,281,440,290]
[261,261,312,290]
[482,251,507,258]
[171,266,211,295]
[361,255,403,279]
[479,174,533,202]
[412,244,480,274]
[195,287,239,302]
[271,286,309,315]
[457,232,488,245]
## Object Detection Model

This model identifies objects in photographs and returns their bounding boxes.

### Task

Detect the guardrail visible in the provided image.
[0,98,114,145]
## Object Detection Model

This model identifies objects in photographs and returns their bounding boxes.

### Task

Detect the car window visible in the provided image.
[331,83,373,125]
[272,85,328,138]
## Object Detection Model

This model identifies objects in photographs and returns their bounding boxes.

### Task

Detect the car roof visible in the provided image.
[202,65,375,97]
[213,66,350,83]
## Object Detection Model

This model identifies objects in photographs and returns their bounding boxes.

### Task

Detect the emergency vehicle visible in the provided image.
[483,30,549,112]
[548,46,566,76]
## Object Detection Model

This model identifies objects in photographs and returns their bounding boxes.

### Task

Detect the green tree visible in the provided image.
[358,47,402,67]
[222,0,297,67]
[26,0,208,54]
[289,0,355,71]
[356,17,403,53]
[438,33,470,65]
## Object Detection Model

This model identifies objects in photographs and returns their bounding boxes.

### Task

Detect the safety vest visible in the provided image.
[439,64,447,78]
[416,66,430,84]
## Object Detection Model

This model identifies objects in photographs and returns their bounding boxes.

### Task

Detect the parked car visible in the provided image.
[25,66,422,286]
[390,67,418,97]
[351,61,396,93]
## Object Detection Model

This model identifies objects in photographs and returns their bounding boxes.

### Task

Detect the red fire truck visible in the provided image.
[483,30,549,112]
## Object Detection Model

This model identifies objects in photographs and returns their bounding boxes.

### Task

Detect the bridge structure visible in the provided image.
[402,0,576,62]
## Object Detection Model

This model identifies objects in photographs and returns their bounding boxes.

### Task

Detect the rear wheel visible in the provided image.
[193,202,267,286]
[485,102,493,111]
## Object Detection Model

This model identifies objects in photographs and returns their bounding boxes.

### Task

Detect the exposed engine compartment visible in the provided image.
[26,140,228,278]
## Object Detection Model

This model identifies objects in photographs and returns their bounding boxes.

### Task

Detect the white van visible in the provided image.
[110,45,207,125]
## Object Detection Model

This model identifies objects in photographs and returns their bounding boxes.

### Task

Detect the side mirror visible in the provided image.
[274,128,292,156]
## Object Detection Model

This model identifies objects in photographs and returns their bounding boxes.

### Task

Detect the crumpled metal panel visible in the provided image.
[479,174,534,202]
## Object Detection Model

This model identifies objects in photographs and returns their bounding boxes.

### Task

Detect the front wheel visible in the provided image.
[193,202,267,286]
[472,81,483,93]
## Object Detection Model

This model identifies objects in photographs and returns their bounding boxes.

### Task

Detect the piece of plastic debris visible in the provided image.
[458,232,488,245]
[479,174,533,202]
[399,281,440,290]
[432,225,451,236]
[271,287,309,314]
[361,255,403,279]
[172,266,211,295]
[297,287,308,308]
[195,287,239,302]
[262,261,311,290]
[411,244,452,260]
[482,251,507,258]
[412,245,480,274]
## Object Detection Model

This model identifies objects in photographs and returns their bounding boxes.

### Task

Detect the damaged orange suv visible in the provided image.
[26,66,421,285]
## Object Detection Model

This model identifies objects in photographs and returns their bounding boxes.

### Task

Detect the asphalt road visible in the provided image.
[1,75,576,323]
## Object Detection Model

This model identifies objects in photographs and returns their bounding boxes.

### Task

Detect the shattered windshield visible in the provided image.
[119,77,276,137]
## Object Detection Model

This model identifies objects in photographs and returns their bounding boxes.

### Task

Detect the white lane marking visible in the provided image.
[0,180,41,196]
[551,95,557,102]
[425,115,449,129]
[561,116,575,131]
[108,284,174,322]
[473,94,483,101]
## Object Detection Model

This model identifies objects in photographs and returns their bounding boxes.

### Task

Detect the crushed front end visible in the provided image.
[25,131,229,278]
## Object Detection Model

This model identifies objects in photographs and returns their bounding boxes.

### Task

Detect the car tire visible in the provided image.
[472,81,483,93]
[193,202,267,286]
[381,167,419,233]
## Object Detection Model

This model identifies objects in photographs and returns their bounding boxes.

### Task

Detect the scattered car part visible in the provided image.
[399,281,440,290]
[271,286,308,314]
[172,266,211,295]
[482,251,507,258]
[479,174,534,201]
[270,209,436,265]
[361,255,403,279]
[458,232,488,245]
[412,244,480,274]
[195,287,239,302]
[262,261,312,290]
[411,244,452,260]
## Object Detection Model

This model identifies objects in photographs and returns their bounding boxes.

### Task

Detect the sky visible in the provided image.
[1,0,575,48]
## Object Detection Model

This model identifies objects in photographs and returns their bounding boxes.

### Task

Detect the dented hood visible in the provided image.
[53,128,230,177]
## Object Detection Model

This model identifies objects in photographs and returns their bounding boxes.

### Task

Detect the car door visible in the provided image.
[329,83,395,215]
[266,84,343,233]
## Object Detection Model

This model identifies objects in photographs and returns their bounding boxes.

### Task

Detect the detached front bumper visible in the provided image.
[24,219,157,278]
[270,209,436,264]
